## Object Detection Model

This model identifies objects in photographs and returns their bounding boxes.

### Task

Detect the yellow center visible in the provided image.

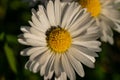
[47,27,72,53]
[79,0,101,17]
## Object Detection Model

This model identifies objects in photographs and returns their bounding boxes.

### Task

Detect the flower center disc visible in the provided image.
[79,0,101,17]
[47,28,72,53]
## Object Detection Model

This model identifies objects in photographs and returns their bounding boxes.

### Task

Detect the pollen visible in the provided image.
[46,27,72,53]
[79,0,101,17]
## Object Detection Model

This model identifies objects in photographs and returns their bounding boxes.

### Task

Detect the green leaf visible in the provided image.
[113,74,120,80]
[4,43,17,74]
[95,66,105,80]
[0,32,4,41]
[6,34,17,44]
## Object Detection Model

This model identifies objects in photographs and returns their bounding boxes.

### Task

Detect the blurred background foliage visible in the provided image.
[0,0,120,80]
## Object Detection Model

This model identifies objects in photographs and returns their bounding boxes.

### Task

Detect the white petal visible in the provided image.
[29,47,48,60]
[44,71,54,80]
[99,15,114,44]
[26,38,47,46]
[70,47,95,68]
[37,5,51,28]
[114,22,120,33]
[61,54,76,80]
[55,0,61,26]
[30,28,46,38]
[28,21,46,33]
[18,38,28,45]
[25,60,32,69]
[72,41,101,52]
[61,2,75,28]
[74,34,99,41]
[38,50,51,68]
[20,26,30,33]
[66,51,85,77]
[55,72,67,80]
[29,60,36,71]
[86,25,101,36]
[18,34,28,45]
[102,8,120,21]
[71,47,96,63]
[40,50,52,76]
[83,54,96,63]
[47,1,56,26]
[31,10,47,31]
[54,54,61,77]
[72,45,98,57]
[44,53,55,80]
[32,62,40,73]
[20,47,44,56]
[67,8,88,31]
[70,17,95,38]
[65,5,81,28]
[23,33,45,42]
[60,72,67,80]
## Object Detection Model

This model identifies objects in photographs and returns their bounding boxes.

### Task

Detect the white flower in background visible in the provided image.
[18,0,101,80]
[77,0,120,44]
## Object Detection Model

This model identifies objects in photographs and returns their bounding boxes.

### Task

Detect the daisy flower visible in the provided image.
[18,0,101,80]
[78,0,120,44]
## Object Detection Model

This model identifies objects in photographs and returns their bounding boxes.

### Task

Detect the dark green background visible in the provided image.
[0,0,120,80]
